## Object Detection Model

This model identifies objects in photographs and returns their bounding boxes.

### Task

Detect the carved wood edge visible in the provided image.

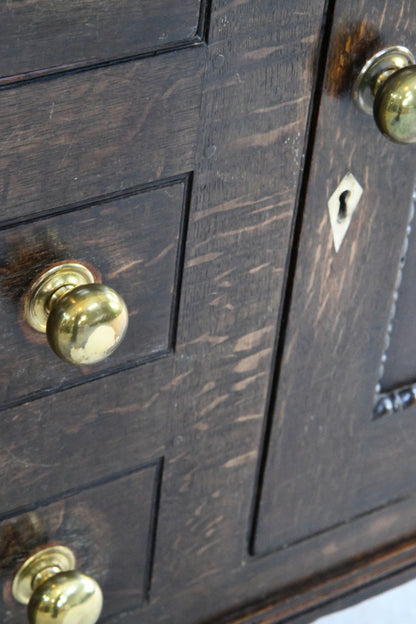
[374,383,416,419]
[215,537,416,624]
[374,187,416,419]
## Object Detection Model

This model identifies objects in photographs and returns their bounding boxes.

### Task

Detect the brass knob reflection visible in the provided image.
[354,46,416,143]
[24,261,128,365]
[12,545,103,624]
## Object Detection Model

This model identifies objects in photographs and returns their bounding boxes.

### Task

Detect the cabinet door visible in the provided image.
[252,0,416,567]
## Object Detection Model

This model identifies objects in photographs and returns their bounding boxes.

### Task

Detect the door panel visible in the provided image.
[252,0,416,556]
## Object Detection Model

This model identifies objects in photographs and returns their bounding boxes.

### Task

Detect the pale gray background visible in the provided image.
[313,579,416,623]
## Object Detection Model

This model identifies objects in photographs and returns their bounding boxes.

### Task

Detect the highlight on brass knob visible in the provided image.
[353,46,416,143]
[12,545,103,624]
[24,260,128,365]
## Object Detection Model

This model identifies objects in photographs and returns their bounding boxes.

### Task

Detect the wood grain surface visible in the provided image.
[3,0,416,623]
[0,47,204,222]
[0,0,327,622]
[0,0,202,79]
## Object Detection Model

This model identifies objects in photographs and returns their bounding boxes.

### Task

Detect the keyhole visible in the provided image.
[337,190,350,222]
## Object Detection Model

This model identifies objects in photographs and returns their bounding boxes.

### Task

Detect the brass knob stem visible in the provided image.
[12,546,103,624]
[45,284,74,313]
[353,46,416,143]
[24,260,128,365]
[32,565,63,590]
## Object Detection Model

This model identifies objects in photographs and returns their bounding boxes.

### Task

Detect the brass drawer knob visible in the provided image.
[12,545,103,624]
[354,46,416,143]
[24,260,128,365]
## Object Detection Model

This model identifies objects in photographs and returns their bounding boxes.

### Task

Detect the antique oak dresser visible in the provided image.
[2,0,416,623]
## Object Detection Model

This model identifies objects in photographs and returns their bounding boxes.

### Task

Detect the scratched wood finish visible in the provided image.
[1,464,159,623]
[254,0,416,557]
[0,0,328,623]
[0,48,204,222]
[0,0,202,79]
[0,181,186,407]
[3,1,416,624]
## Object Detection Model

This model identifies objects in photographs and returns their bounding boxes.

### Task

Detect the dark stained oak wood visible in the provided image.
[0,0,202,79]
[3,0,416,623]
[0,179,188,407]
[0,47,204,222]
[0,463,161,623]
[253,0,416,557]
[0,0,328,621]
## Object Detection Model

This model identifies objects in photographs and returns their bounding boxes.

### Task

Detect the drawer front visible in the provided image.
[0,462,161,622]
[0,0,202,79]
[0,47,204,222]
[0,178,189,407]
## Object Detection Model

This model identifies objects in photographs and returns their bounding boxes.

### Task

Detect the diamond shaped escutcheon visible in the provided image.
[328,172,363,252]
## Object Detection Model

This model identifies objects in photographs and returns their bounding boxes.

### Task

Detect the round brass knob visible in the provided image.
[354,46,416,143]
[12,545,103,624]
[24,261,128,365]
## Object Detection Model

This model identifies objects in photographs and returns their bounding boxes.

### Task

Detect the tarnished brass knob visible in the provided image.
[12,545,103,624]
[24,260,128,365]
[354,46,416,143]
